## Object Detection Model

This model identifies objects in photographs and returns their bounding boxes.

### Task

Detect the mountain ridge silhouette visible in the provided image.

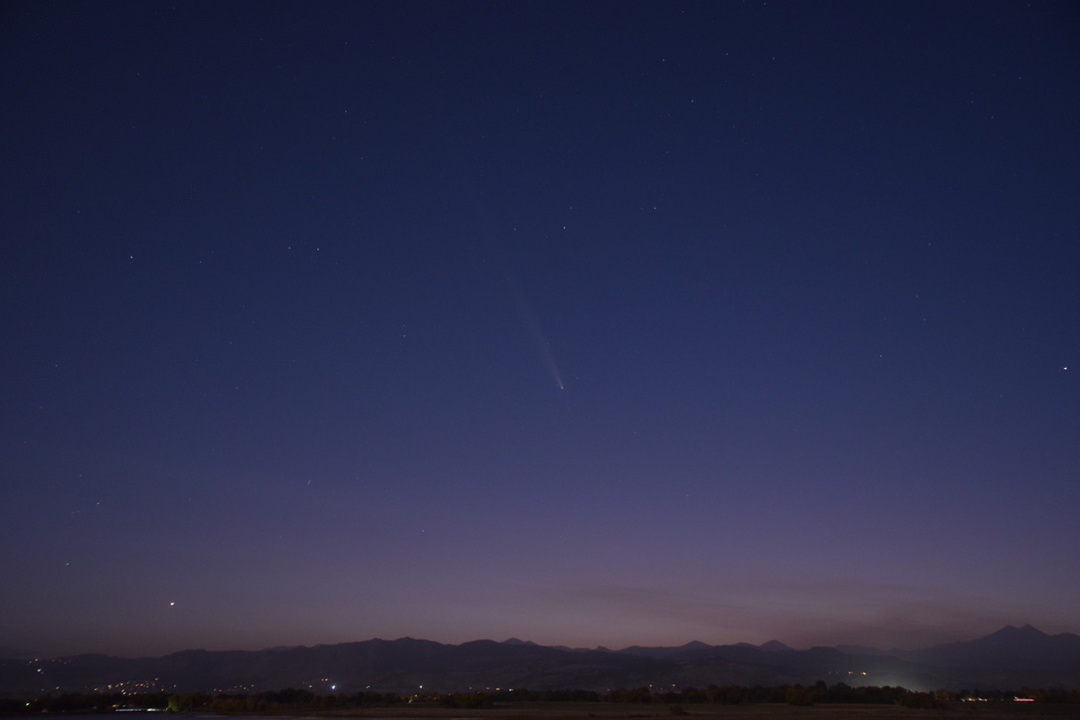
[2,625,1077,695]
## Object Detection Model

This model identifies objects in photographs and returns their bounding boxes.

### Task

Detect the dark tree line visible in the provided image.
[597,683,1079,707]
[168,688,404,713]
[3,682,1077,713]
[0,692,171,713]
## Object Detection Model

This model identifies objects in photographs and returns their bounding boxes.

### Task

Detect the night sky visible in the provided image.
[2,1,1078,659]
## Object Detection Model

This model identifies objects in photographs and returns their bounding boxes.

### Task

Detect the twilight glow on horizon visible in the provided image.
[1,0,1077,659]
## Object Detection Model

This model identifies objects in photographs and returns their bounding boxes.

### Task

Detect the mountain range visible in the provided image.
[1,625,1077,696]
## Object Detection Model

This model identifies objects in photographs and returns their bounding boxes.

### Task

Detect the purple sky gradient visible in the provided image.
[1,0,1078,659]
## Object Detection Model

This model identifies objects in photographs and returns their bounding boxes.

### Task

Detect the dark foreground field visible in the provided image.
[319,702,1079,720]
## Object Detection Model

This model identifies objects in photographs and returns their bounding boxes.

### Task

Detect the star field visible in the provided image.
[1,0,1077,658]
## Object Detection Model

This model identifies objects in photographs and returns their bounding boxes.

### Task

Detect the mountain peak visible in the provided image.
[758,640,793,653]
[991,624,1047,639]
[501,637,538,646]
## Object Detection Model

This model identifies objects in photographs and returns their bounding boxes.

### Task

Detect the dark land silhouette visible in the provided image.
[1,625,1077,703]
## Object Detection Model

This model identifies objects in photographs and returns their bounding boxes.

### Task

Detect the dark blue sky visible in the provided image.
[2,0,1078,658]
